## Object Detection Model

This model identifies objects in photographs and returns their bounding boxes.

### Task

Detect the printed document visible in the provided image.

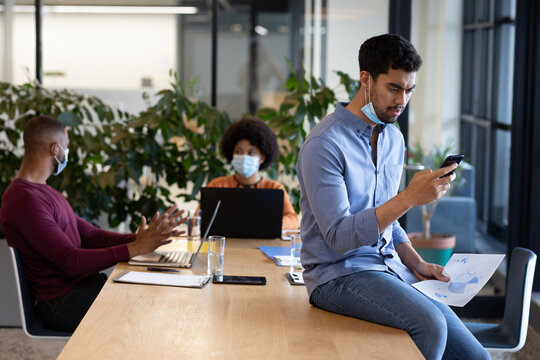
[273,255,293,266]
[412,253,505,307]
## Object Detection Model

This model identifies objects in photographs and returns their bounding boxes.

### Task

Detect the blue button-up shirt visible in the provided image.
[297,102,418,296]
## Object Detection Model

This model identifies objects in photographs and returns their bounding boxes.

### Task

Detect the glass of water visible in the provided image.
[187,214,201,241]
[207,235,226,279]
[290,234,303,273]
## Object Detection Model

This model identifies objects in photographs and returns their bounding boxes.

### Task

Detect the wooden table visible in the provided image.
[57,239,423,359]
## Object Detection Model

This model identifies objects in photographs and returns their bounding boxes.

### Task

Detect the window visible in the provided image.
[460,0,516,243]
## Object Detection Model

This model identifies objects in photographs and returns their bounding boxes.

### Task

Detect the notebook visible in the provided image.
[128,201,221,268]
[200,187,283,239]
[258,246,291,266]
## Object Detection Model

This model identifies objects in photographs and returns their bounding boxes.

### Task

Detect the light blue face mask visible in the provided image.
[361,76,385,125]
[52,143,69,176]
[231,154,260,178]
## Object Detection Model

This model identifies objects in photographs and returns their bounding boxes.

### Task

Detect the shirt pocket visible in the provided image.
[383,164,403,199]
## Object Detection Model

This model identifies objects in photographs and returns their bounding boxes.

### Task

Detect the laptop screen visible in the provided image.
[200,187,283,239]
[191,200,221,260]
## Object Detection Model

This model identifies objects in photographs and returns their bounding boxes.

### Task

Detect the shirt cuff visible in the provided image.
[110,244,131,262]
[355,207,381,243]
[392,224,411,246]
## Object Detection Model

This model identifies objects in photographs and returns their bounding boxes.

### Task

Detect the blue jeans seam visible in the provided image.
[337,278,414,333]
[316,284,346,312]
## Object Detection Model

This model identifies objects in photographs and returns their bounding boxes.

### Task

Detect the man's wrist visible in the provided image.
[127,243,139,258]
[397,242,425,270]
[395,189,415,211]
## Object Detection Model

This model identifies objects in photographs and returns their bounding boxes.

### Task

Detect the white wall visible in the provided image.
[410,0,463,152]
[11,13,36,84]
[326,0,389,99]
[9,13,176,90]
[0,33,3,82]
[43,13,176,90]
[183,28,212,102]
[0,20,4,82]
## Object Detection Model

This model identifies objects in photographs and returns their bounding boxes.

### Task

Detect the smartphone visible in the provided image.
[285,272,305,286]
[212,275,267,285]
[439,154,464,178]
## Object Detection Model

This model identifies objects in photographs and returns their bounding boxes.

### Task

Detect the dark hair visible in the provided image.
[358,34,423,80]
[220,117,279,170]
[23,115,66,153]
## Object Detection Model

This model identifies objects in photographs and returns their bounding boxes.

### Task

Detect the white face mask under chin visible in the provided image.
[360,76,385,125]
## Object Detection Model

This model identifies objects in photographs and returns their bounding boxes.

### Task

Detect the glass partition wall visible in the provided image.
[1,1,392,116]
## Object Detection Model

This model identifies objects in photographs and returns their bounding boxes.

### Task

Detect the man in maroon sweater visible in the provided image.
[0,115,185,332]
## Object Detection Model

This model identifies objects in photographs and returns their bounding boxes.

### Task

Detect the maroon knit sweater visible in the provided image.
[1,178,134,301]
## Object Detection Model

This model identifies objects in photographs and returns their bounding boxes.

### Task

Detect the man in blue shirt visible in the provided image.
[297,34,489,360]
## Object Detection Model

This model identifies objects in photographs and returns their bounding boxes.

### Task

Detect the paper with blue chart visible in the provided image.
[412,253,505,307]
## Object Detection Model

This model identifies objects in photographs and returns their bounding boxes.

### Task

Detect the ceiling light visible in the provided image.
[254,25,268,36]
[0,5,198,15]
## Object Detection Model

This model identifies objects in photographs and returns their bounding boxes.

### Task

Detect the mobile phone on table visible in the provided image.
[285,272,305,286]
[439,154,464,178]
[212,275,267,285]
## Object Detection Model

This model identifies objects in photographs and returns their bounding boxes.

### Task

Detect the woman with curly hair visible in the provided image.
[207,117,299,230]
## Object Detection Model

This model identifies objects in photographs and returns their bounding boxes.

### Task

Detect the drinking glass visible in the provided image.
[290,234,303,273]
[187,214,201,241]
[208,235,226,279]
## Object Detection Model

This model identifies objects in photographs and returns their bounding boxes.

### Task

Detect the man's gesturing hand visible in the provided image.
[128,205,186,257]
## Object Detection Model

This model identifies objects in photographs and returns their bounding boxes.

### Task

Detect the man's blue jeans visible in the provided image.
[310,271,490,360]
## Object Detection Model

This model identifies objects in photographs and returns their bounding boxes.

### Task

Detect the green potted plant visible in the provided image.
[255,64,350,211]
[110,71,232,230]
[0,81,134,232]
[0,73,232,234]
[0,67,353,227]
[405,141,468,265]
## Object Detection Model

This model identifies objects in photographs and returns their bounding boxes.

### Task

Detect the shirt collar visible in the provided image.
[334,102,387,136]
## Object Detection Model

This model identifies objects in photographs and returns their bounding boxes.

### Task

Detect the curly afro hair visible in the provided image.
[220,117,279,170]
[358,34,422,80]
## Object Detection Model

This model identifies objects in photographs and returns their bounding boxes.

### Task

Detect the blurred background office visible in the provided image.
[1,1,540,357]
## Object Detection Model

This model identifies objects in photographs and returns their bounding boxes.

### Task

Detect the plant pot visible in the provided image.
[408,232,456,266]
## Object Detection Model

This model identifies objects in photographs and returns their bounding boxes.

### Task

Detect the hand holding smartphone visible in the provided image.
[439,154,464,178]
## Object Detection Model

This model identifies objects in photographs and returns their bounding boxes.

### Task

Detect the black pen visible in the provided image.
[146,267,179,273]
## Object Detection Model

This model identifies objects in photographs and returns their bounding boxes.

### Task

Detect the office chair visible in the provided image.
[464,247,536,352]
[9,247,72,339]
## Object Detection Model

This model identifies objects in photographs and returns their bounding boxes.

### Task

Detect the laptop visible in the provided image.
[128,201,221,268]
[200,187,283,239]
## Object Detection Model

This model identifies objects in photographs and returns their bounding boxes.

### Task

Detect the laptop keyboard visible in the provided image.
[160,252,191,264]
